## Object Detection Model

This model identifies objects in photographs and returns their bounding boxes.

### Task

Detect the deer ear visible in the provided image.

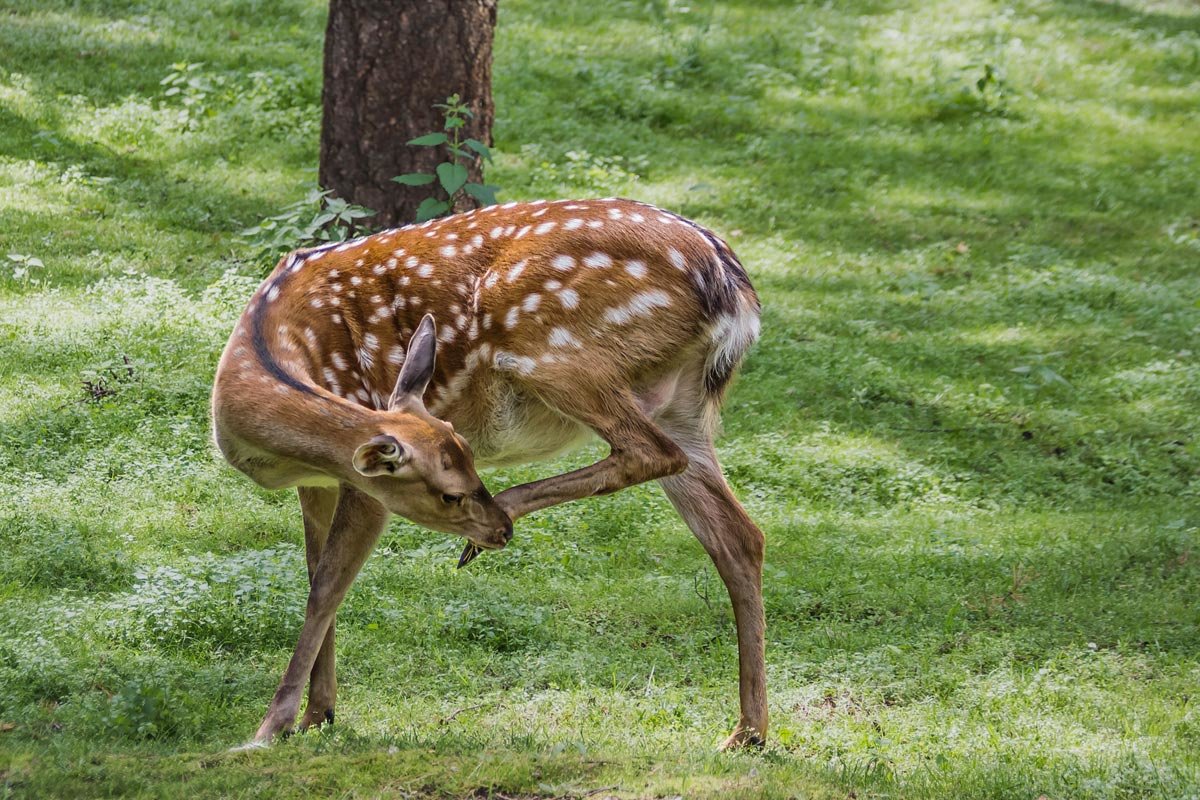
[390,313,437,410]
[352,434,410,477]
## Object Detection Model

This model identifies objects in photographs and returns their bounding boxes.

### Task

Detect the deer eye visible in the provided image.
[442,493,464,506]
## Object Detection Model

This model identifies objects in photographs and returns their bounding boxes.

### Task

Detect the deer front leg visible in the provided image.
[493,387,688,521]
[251,485,387,745]
[296,486,339,731]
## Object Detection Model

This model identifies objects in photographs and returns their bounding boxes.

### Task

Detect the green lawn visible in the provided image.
[2,0,1198,797]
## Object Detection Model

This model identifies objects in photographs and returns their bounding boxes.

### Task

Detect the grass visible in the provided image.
[1,0,1198,797]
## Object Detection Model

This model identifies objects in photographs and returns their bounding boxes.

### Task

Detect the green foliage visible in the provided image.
[1,0,1199,797]
[4,252,43,287]
[238,188,374,267]
[107,547,307,651]
[519,146,647,195]
[392,94,501,221]
[159,62,220,130]
[104,678,176,739]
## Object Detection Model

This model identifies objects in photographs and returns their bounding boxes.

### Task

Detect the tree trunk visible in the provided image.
[319,0,497,228]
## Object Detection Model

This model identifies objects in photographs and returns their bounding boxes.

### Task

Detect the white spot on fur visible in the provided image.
[548,327,581,348]
[607,208,623,220]
[583,252,613,269]
[266,284,280,301]
[506,260,529,283]
[331,352,349,371]
[440,245,457,258]
[514,225,533,239]
[310,297,324,308]
[667,248,687,270]
[505,307,520,329]
[405,256,419,268]
[551,254,576,271]
[534,221,556,235]
[350,275,362,286]
[587,220,604,229]
[558,288,580,309]
[386,346,406,366]
[603,289,672,325]
[624,259,648,278]
[493,350,536,375]
[564,218,584,230]
[544,278,562,290]
[522,293,542,312]
[418,264,434,278]
[490,226,504,238]
[439,325,457,343]
[484,272,499,289]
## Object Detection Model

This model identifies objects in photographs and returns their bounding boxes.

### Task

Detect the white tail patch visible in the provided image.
[705,293,761,393]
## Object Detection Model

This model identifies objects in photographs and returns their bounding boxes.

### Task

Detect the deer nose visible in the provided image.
[499,520,513,542]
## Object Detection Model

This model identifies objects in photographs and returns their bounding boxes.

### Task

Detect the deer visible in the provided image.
[211,197,766,750]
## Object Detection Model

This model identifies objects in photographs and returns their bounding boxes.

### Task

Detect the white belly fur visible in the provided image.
[465,382,594,469]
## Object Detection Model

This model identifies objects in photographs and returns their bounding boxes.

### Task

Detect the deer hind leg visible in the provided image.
[251,485,387,745]
[492,385,689,521]
[297,486,339,731]
[657,411,768,751]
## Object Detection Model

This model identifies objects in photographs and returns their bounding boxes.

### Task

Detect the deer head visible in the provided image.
[349,314,512,552]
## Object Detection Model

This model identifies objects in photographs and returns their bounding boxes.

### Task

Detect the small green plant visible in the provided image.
[159,62,221,129]
[520,145,646,194]
[5,253,43,287]
[104,679,174,739]
[239,187,375,266]
[80,354,141,404]
[1012,353,1072,392]
[392,94,499,222]
[928,62,1010,120]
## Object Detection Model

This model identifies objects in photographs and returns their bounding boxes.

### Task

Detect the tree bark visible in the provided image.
[319,0,497,228]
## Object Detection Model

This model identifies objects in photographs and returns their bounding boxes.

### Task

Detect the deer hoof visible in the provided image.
[719,726,766,751]
[298,706,335,732]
